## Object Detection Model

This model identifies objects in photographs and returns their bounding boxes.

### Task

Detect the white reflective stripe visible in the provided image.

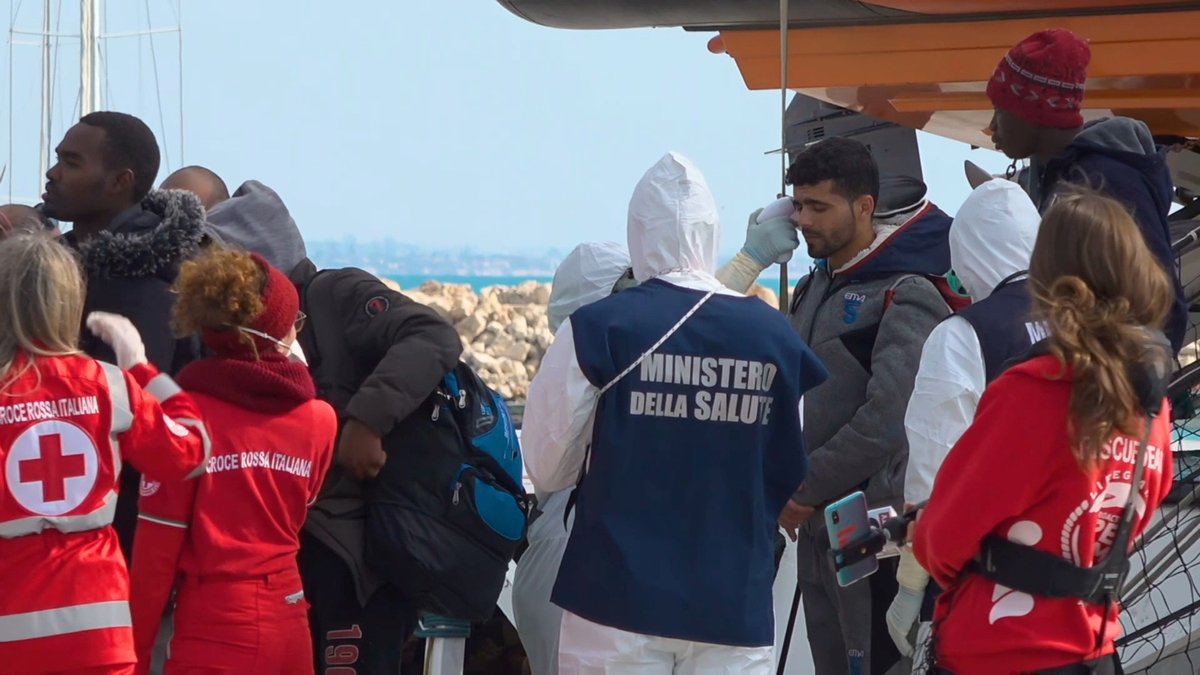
[175,417,212,479]
[0,490,117,537]
[138,513,188,529]
[144,373,182,402]
[110,433,123,478]
[0,600,130,642]
[98,362,133,434]
[98,362,129,478]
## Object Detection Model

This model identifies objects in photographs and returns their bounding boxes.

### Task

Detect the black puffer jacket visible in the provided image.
[69,189,207,372]
[293,259,463,605]
[65,189,208,559]
[201,179,463,604]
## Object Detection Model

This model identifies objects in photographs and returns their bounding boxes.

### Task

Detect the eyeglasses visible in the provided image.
[294,311,307,333]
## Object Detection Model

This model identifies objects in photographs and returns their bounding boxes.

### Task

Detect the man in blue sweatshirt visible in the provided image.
[986,27,1188,353]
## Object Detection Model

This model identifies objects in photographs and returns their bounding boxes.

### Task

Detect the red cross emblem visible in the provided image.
[5,420,100,516]
[19,434,87,502]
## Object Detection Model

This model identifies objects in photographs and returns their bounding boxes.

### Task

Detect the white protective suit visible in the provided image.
[513,241,633,675]
[522,152,771,674]
[889,179,1041,668]
[902,179,1041,504]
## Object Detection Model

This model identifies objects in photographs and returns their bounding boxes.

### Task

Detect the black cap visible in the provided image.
[876,175,928,217]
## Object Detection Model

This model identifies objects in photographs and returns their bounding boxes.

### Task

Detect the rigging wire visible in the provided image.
[176,0,183,165]
[51,0,60,133]
[8,0,17,202]
[142,0,169,171]
[102,0,112,109]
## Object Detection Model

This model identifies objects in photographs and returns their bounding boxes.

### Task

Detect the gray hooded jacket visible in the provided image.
[205,180,309,272]
[789,206,953,519]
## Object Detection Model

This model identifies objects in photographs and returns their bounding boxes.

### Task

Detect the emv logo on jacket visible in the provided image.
[843,292,867,324]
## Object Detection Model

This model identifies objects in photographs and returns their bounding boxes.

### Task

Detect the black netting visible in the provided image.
[1117,325,1200,672]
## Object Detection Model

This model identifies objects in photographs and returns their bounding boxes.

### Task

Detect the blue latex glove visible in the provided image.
[743,208,800,266]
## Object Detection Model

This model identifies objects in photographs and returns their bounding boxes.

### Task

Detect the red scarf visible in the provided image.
[175,352,316,414]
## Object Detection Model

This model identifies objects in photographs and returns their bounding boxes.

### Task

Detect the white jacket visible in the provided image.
[523,152,742,494]
[903,180,1041,503]
[514,241,632,675]
[547,241,632,335]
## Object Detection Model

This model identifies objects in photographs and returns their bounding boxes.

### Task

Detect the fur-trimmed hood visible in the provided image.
[74,189,206,279]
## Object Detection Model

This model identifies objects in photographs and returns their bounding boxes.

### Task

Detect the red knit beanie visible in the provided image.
[986,29,1091,129]
[202,252,299,357]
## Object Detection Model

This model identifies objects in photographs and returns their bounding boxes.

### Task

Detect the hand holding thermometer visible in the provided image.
[754,196,799,265]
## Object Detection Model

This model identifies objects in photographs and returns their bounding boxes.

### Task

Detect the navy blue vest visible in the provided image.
[554,279,827,647]
[921,276,1040,621]
[956,276,1042,384]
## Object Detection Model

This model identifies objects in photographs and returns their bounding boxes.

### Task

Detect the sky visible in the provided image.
[2,0,1015,264]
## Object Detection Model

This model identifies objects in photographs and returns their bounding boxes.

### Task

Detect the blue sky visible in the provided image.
[3,0,1013,264]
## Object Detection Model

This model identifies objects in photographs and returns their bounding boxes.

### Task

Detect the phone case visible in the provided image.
[825,491,878,587]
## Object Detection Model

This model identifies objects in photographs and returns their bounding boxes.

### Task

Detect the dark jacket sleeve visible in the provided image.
[326,271,463,436]
[81,276,181,373]
[79,274,187,561]
[1072,155,1188,353]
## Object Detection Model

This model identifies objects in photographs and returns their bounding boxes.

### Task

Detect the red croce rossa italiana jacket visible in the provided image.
[0,354,210,674]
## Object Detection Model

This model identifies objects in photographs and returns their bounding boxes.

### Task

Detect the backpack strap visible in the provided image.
[563,289,717,528]
[882,274,920,314]
[883,273,971,314]
[598,290,716,396]
[789,273,816,315]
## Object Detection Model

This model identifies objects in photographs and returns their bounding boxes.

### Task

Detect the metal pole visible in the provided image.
[94,0,102,111]
[777,0,790,313]
[80,0,98,116]
[39,0,51,183]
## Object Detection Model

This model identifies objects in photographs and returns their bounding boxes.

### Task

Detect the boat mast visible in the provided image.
[80,0,100,116]
[38,0,51,183]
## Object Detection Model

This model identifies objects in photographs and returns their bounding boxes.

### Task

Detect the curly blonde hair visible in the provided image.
[1029,189,1173,468]
[172,247,266,341]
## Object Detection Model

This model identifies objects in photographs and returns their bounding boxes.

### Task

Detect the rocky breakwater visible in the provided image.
[390,279,781,403]
[395,280,554,402]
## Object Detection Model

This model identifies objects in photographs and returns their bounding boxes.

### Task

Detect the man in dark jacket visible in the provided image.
[206,179,463,674]
[986,28,1188,353]
[42,111,207,559]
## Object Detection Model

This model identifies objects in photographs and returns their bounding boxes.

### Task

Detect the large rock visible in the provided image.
[456,314,487,342]
[375,276,798,404]
[385,278,556,403]
[414,281,479,322]
[508,314,530,341]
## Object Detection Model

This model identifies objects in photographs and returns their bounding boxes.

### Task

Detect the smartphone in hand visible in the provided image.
[825,491,879,587]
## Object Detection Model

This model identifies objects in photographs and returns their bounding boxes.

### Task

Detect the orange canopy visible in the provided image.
[713,8,1200,147]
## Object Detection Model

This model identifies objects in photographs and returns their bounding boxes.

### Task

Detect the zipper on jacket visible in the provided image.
[431,390,456,421]
[798,267,849,345]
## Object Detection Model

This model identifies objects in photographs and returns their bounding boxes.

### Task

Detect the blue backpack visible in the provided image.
[364,361,532,621]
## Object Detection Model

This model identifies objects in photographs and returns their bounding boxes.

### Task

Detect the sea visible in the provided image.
[384,274,554,292]
[384,272,789,293]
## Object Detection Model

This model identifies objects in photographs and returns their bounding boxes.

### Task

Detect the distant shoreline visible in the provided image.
[384,274,554,292]
[384,272,791,293]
